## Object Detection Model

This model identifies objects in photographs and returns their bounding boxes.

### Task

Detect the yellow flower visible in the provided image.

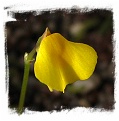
[34,29,97,93]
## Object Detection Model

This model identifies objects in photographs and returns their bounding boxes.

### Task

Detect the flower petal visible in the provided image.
[34,33,97,92]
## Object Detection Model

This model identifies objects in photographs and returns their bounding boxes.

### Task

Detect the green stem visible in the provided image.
[17,37,42,114]
[17,29,47,115]
[17,61,30,114]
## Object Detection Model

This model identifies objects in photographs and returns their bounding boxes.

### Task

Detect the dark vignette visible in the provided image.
[5,8,115,113]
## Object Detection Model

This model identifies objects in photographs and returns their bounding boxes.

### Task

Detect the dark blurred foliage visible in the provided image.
[5,9,114,112]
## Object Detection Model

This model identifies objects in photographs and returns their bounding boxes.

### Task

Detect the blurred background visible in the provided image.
[6,9,114,112]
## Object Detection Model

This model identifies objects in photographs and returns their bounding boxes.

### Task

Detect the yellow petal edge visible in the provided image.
[34,33,98,92]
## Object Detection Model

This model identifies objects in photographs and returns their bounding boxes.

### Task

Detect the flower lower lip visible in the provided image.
[34,31,97,92]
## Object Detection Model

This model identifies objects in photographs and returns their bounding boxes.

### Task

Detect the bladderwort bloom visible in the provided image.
[34,28,98,93]
[18,27,97,114]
